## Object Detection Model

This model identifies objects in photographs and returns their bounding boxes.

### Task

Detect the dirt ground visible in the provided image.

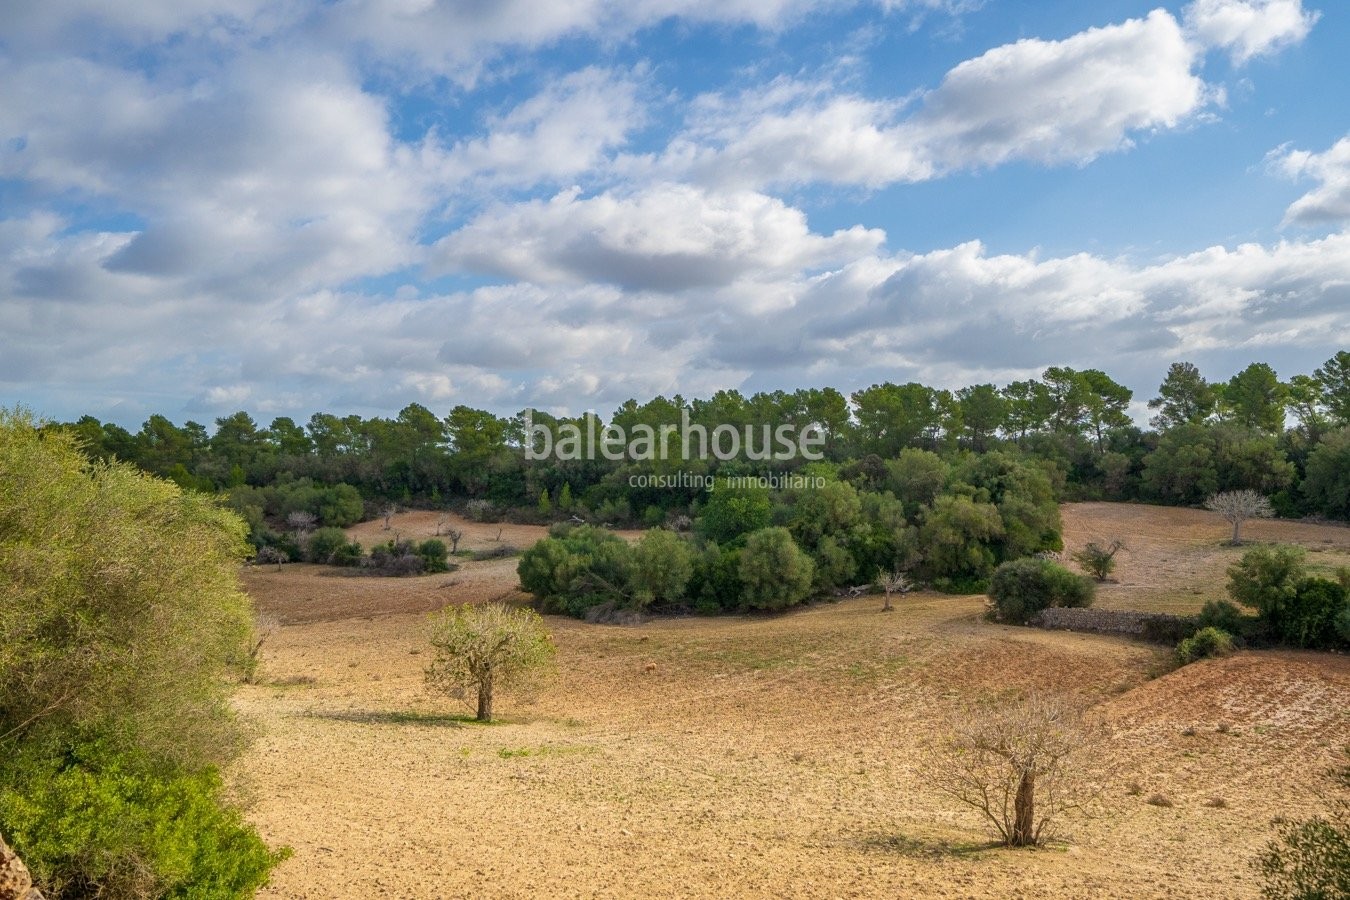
[234,503,1350,899]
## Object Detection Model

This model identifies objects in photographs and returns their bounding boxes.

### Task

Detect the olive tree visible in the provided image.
[425,603,555,722]
[1205,489,1273,544]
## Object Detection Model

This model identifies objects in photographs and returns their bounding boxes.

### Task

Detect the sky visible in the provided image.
[1,0,1348,429]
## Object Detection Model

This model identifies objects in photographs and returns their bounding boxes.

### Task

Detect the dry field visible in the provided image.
[234,503,1350,899]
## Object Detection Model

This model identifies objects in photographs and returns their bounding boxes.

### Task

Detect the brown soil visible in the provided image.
[233,503,1350,899]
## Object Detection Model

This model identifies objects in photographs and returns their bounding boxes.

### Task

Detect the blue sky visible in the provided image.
[1,0,1347,428]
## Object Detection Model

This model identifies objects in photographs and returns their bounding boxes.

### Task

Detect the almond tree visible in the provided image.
[1205,490,1274,544]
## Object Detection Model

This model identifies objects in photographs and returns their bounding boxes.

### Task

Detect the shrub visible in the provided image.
[1281,577,1349,649]
[329,540,363,567]
[988,558,1095,625]
[417,539,450,574]
[464,499,498,523]
[1175,627,1236,665]
[1071,540,1123,581]
[1227,545,1306,623]
[630,528,694,609]
[306,526,351,564]
[0,743,287,900]
[738,527,815,611]
[1197,599,1249,636]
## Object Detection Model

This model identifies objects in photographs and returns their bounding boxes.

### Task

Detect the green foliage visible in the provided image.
[517,526,640,617]
[1227,545,1308,623]
[1175,627,1236,665]
[696,483,772,545]
[306,526,351,564]
[425,603,555,722]
[1282,577,1349,650]
[1,410,253,767]
[737,527,815,611]
[0,741,286,900]
[629,528,694,609]
[688,544,743,614]
[417,539,450,574]
[1197,599,1251,636]
[988,558,1095,625]
[1071,540,1122,581]
[1226,545,1350,649]
[0,409,283,897]
[915,495,1004,587]
[1302,427,1350,520]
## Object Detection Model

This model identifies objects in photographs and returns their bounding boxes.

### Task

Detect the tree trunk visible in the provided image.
[1232,519,1242,544]
[882,594,893,612]
[1011,772,1035,847]
[476,674,493,722]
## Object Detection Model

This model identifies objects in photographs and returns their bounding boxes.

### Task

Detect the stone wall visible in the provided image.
[1029,607,1196,643]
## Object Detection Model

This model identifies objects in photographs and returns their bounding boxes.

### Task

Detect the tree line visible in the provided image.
[51,354,1350,546]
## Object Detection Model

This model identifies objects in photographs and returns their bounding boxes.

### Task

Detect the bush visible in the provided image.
[988,558,1095,625]
[1071,540,1123,581]
[329,540,363,567]
[1281,577,1349,649]
[417,539,450,574]
[1175,627,1236,665]
[1197,599,1249,636]
[738,527,815,611]
[1227,545,1306,623]
[630,528,694,609]
[0,742,287,900]
[306,526,351,564]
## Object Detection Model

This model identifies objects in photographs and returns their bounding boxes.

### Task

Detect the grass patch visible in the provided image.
[497,744,596,760]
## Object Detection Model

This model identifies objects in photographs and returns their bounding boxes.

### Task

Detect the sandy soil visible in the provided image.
[232,504,1350,899]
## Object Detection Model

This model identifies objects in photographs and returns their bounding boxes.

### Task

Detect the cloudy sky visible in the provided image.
[2,0,1347,428]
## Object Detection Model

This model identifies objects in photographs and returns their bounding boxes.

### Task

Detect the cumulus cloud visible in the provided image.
[434,68,644,191]
[1270,136,1350,225]
[655,8,1211,189]
[435,184,885,291]
[1184,0,1319,64]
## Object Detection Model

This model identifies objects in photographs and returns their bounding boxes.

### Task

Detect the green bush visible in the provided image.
[1175,627,1236,665]
[306,526,351,564]
[988,558,1095,625]
[329,540,363,567]
[1227,545,1306,623]
[738,527,815,611]
[1197,599,1249,635]
[417,539,450,574]
[1256,748,1350,899]
[1281,577,1349,649]
[0,743,287,900]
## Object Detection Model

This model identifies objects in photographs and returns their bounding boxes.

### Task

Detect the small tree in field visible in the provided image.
[926,694,1092,847]
[425,603,555,722]
[445,528,464,554]
[878,568,912,612]
[1071,540,1124,582]
[1205,490,1273,544]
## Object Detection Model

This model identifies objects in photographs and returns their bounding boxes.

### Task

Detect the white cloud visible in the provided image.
[434,183,885,290]
[0,52,435,299]
[1270,136,1350,225]
[1184,0,1319,64]
[434,68,644,191]
[653,9,1212,188]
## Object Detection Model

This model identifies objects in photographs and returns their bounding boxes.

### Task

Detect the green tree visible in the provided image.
[956,384,1008,452]
[1314,351,1350,426]
[696,482,772,545]
[426,603,555,722]
[1222,363,1288,433]
[738,527,815,610]
[1148,361,1216,429]
[0,408,282,896]
[1303,427,1350,520]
